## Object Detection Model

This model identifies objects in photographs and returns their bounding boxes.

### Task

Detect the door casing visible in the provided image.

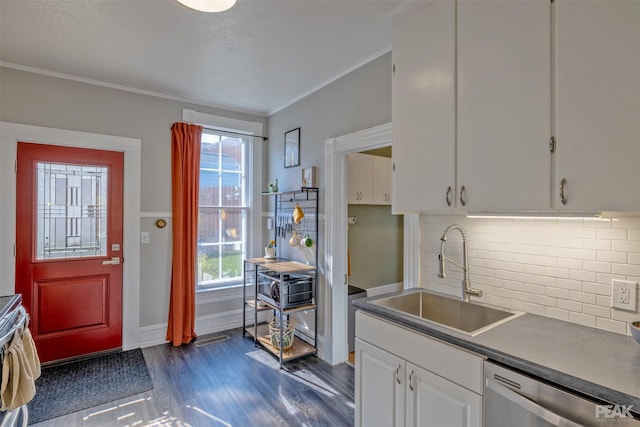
[324,122,419,365]
[0,122,141,351]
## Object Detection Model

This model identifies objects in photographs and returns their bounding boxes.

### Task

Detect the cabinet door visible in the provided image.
[457,0,551,211]
[373,156,392,205]
[406,363,482,427]
[392,1,456,212]
[355,338,405,427]
[556,0,640,211]
[348,153,373,204]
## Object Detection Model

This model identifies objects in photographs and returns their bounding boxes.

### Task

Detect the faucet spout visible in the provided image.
[438,224,482,302]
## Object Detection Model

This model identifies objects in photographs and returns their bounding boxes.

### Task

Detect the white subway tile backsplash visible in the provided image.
[557,299,582,312]
[596,318,627,335]
[569,312,597,328]
[597,228,628,240]
[597,251,627,263]
[421,215,640,337]
[612,263,640,277]
[582,261,611,274]
[612,240,640,253]
[545,307,570,322]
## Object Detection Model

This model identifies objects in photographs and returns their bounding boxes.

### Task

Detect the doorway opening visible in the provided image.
[324,123,419,365]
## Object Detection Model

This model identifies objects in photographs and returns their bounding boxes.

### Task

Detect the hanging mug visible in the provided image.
[289,231,300,247]
[301,234,313,248]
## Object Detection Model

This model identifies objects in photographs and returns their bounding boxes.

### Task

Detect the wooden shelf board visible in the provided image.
[249,324,316,362]
[258,261,316,273]
[246,299,273,311]
[256,295,316,314]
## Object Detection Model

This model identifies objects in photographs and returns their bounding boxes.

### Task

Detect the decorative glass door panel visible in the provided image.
[35,162,108,260]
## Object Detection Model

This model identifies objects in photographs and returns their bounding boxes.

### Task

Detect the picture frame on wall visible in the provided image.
[302,166,316,187]
[284,127,300,168]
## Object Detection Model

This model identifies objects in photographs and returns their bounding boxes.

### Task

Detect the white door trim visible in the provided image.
[0,121,142,351]
[324,122,419,365]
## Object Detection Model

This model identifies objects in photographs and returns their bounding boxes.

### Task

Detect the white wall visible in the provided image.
[422,215,640,336]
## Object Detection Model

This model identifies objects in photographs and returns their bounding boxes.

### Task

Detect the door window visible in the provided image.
[35,162,108,260]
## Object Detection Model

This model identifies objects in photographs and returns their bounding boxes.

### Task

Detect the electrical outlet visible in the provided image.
[611,280,637,311]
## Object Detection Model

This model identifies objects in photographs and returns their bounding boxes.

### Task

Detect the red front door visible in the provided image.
[15,142,124,363]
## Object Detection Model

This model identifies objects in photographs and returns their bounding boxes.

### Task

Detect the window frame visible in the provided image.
[182,108,263,293]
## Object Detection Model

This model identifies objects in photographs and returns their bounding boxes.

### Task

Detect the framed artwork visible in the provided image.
[302,166,316,187]
[284,127,300,168]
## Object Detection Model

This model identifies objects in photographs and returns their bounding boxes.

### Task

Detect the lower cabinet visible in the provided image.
[355,312,483,427]
[356,338,405,427]
[406,362,482,427]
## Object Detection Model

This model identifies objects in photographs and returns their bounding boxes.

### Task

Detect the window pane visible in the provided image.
[197,129,248,289]
[36,162,108,260]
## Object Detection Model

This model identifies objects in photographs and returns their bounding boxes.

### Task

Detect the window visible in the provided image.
[197,130,249,289]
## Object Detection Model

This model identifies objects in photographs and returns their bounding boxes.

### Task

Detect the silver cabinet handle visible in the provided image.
[408,370,414,391]
[395,364,401,384]
[560,178,567,205]
[460,185,466,207]
[446,186,452,207]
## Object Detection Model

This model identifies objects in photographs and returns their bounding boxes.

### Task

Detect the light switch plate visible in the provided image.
[611,280,637,311]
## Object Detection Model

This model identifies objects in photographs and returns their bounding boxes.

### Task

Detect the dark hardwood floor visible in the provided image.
[32,327,355,426]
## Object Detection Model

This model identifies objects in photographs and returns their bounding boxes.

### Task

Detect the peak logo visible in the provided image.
[595,404,634,420]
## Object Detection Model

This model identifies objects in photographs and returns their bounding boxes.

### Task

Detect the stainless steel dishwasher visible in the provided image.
[484,361,640,427]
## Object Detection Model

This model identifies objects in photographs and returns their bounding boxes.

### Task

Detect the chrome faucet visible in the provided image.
[438,224,482,302]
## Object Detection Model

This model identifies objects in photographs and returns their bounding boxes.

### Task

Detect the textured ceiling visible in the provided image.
[0,0,404,116]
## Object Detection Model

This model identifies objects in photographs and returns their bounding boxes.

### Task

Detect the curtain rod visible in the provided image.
[202,125,268,141]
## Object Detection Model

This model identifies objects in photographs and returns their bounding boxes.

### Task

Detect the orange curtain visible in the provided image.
[166,122,202,346]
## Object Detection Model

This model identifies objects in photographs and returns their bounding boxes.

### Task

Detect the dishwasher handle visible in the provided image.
[486,378,584,427]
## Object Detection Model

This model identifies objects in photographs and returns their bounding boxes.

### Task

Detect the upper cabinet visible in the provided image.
[392,0,456,213]
[348,153,392,205]
[555,0,640,212]
[457,0,552,211]
[392,0,551,213]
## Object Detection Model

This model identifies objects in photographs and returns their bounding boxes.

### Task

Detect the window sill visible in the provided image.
[195,283,245,305]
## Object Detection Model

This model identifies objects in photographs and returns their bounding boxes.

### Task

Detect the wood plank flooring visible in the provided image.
[32,327,355,426]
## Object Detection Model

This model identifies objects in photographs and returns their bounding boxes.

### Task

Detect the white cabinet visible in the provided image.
[392,0,552,212]
[392,0,456,212]
[355,338,405,427]
[406,362,482,427]
[372,156,392,205]
[348,153,392,205]
[555,0,640,211]
[457,0,552,211]
[355,312,483,427]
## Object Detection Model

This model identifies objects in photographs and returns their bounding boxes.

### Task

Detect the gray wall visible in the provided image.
[0,66,267,328]
[266,52,393,336]
[348,204,403,290]
[0,50,392,342]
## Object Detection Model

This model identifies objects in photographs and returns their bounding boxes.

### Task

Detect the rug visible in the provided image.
[27,349,154,425]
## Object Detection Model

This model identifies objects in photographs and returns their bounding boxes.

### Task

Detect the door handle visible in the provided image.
[102,257,121,265]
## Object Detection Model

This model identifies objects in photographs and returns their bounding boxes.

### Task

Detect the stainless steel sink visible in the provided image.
[370,290,523,336]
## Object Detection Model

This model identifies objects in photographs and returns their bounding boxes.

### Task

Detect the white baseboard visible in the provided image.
[139,309,271,348]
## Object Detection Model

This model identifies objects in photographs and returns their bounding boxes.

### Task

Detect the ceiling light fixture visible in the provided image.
[175,0,236,13]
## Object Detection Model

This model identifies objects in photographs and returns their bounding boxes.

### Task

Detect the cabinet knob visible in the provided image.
[460,185,467,207]
[560,178,567,206]
[446,186,452,207]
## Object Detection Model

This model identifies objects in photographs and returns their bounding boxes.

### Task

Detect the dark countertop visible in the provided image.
[353,288,640,411]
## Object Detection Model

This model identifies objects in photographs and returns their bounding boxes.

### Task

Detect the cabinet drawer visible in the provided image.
[356,311,485,394]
